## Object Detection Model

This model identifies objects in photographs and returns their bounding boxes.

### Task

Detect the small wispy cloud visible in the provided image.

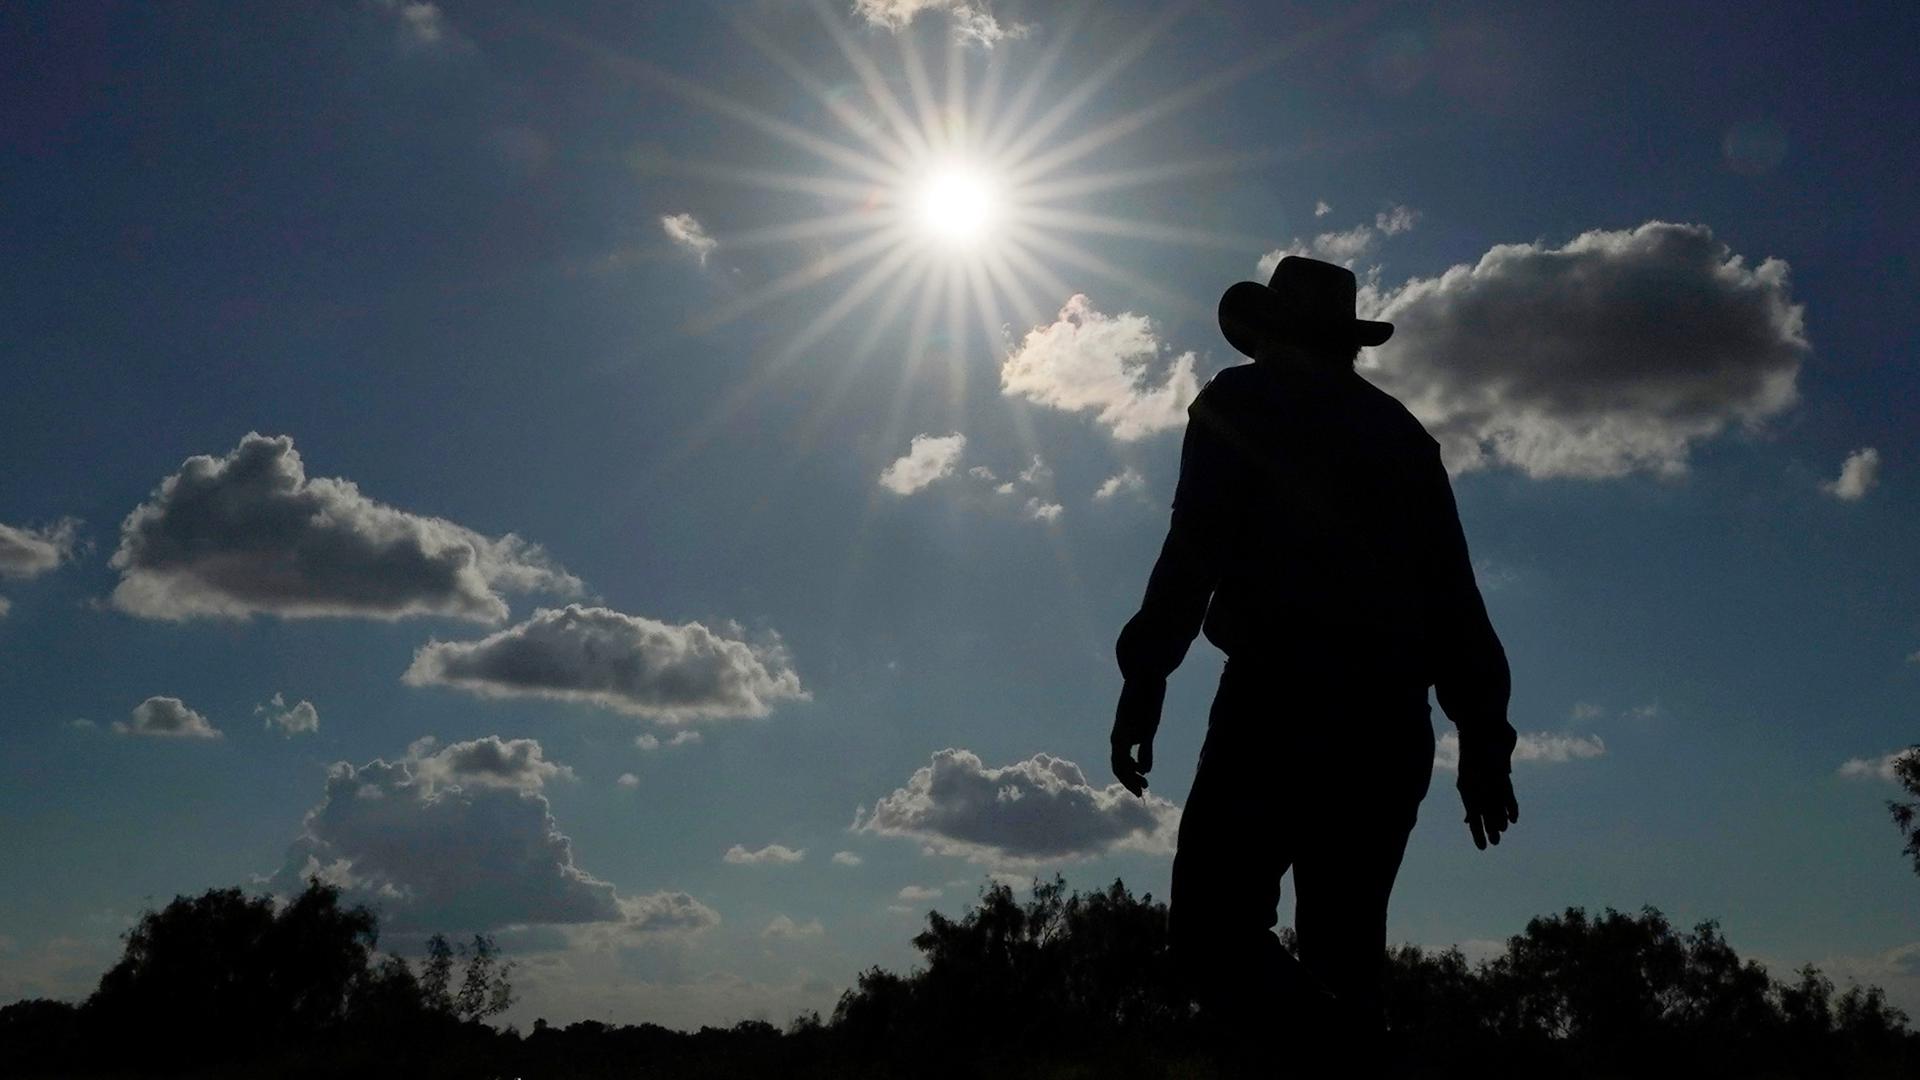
[1434,731,1605,770]
[1093,468,1146,501]
[831,850,863,866]
[635,730,703,751]
[1257,204,1420,274]
[1838,750,1913,783]
[879,433,967,495]
[661,212,717,267]
[724,843,806,865]
[1820,447,1880,501]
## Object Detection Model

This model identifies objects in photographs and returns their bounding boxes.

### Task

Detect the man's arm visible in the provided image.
[1423,447,1519,848]
[1110,396,1238,796]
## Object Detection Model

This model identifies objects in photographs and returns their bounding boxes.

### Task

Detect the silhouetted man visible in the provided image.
[1110,256,1518,1067]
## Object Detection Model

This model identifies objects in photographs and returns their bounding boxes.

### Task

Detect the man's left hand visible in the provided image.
[1111,678,1165,798]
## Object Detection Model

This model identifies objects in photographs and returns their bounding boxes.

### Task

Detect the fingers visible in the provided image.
[1137,736,1154,775]
[1466,812,1487,851]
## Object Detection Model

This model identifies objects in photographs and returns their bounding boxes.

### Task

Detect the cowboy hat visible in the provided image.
[1218,255,1393,358]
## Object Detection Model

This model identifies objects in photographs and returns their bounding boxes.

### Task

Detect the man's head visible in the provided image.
[1219,256,1391,370]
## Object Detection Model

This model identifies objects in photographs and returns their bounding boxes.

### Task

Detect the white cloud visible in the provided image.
[1363,222,1806,479]
[853,748,1181,865]
[879,433,967,495]
[0,517,80,580]
[762,914,825,941]
[1018,455,1052,487]
[896,884,943,902]
[108,434,577,623]
[636,730,703,751]
[1434,731,1606,770]
[404,604,806,722]
[617,772,639,788]
[1093,468,1146,500]
[1838,750,1914,783]
[968,466,998,483]
[1023,497,1063,523]
[0,597,9,618]
[831,850,863,866]
[661,212,717,266]
[115,696,220,739]
[724,843,806,865]
[1821,447,1881,501]
[852,0,1028,47]
[269,738,624,932]
[1314,200,1332,218]
[1000,295,1201,441]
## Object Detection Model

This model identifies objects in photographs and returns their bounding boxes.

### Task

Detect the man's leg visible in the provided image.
[1290,704,1434,1035]
[1168,677,1328,1064]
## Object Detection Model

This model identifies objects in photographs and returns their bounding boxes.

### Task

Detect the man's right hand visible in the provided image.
[1110,678,1165,798]
[1457,730,1519,850]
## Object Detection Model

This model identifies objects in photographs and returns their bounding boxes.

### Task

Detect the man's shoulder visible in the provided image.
[1351,371,1442,452]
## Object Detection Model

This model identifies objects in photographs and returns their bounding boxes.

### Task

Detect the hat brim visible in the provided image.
[1218,280,1393,358]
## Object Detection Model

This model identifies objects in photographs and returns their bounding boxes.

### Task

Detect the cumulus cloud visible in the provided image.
[1821,447,1881,501]
[616,772,639,788]
[896,884,943,902]
[115,696,220,739]
[853,0,1028,47]
[1001,295,1202,441]
[257,693,320,737]
[636,730,703,751]
[853,748,1181,865]
[108,434,577,623]
[270,738,620,932]
[404,604,806,722]
[879,433,967,495]
[406,734,575,792]
[1838,750,1914,783]
[831,850,863,866]
[1314,200,1332,217]
[1362,222,1807,479]
[762,914,825,941]
[724,843,805,865]
[661,212,717,266]
[608,891,722,937]
[1093,468,1146,500]
[1434,731,1606,770]
[0,518,80,580]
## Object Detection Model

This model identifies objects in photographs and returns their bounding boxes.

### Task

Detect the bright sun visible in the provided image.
[913,164,998,247]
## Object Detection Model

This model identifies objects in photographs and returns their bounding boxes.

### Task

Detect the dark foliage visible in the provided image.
[1887,746,1920,876]
[2,876,1914,1078]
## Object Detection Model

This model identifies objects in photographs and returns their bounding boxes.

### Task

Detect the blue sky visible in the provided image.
[2,0,1917,1028]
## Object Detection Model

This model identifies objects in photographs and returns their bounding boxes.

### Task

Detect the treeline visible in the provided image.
[1,877,1914,1078]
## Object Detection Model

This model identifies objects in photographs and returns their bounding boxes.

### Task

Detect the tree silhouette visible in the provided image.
[3,875,1915,1078]
[1887,746,1920,876]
